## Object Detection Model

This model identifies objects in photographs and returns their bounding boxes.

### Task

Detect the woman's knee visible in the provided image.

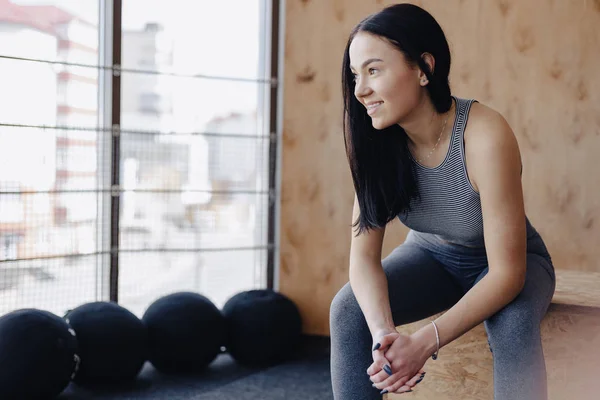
[486,262,553,354]
[329,283,368,335]
[485,303,541,354]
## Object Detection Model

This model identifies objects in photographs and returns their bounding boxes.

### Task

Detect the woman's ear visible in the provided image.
[419,52,435,86]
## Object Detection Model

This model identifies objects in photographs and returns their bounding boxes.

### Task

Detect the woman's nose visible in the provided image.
[354,79,372,99]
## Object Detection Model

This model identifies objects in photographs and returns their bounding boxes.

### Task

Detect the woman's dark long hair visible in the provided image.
[342,3,453,235]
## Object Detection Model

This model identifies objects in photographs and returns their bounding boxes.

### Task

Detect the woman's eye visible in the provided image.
[368,68,377,75]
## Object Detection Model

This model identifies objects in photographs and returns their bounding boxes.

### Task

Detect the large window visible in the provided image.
[0,0,277,317]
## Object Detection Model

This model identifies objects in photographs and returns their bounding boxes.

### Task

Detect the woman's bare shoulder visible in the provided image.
[463,100,521,192]
[464,101,516,150]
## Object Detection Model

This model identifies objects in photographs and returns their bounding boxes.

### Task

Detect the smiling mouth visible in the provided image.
[366,102,383,115]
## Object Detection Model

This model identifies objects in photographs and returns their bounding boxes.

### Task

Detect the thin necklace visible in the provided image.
[415,111,450,164]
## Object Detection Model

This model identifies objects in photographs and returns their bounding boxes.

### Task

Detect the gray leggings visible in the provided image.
[330,230,556,400]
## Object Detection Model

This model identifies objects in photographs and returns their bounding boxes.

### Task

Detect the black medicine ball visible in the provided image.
[65,302,147,386]
[142,292,226,373]
[0,309,78,400]
[222,290,302,366]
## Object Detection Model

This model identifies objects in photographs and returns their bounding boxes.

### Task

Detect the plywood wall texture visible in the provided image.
[280,0,600,336]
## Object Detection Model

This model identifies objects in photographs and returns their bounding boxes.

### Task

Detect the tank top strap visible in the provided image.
[450,96,477,157]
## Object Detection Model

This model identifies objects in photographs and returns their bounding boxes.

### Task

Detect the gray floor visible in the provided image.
[58,336,332,400]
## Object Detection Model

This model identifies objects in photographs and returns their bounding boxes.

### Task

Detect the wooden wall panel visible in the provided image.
[280,0,600,336]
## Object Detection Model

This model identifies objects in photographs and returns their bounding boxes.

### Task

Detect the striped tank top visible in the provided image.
[398,96,535,248]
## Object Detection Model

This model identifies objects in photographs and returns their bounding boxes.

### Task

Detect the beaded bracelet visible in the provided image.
[431,320,440,360]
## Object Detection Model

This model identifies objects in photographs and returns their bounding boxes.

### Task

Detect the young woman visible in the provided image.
[329,3,555,399]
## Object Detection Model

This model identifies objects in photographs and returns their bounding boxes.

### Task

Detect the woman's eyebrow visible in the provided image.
[350,58,383,71]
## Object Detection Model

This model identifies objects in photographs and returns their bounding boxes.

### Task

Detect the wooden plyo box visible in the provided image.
[388,270,600,400]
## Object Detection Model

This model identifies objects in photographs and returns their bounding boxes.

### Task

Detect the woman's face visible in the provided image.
[349,31,424,130]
